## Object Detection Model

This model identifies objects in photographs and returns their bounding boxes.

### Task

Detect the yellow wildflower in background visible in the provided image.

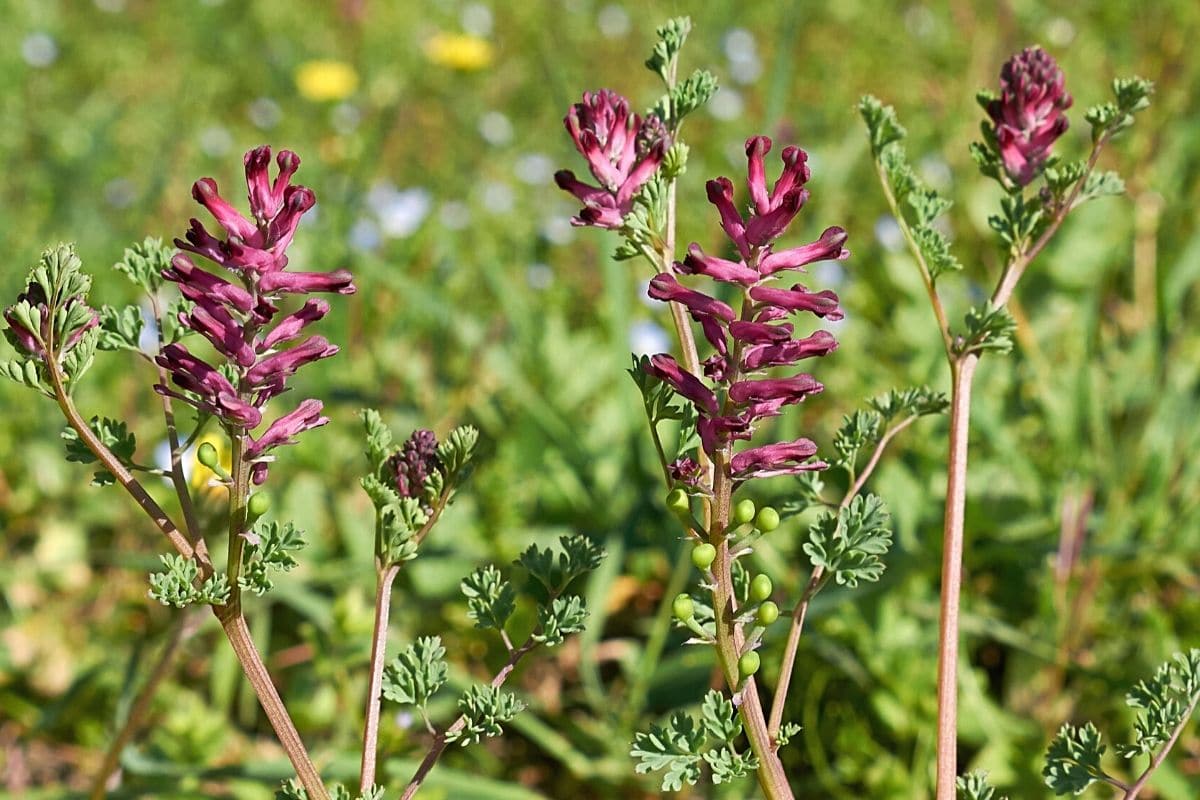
[295,59,359,102]
[424,33,494,71]
[189,431,230,496]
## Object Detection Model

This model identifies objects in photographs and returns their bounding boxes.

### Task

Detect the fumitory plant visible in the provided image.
[861,45,1168,800]
[1,146,604,798]
[558,18,944,799]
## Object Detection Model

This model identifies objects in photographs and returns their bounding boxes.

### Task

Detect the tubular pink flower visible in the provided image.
[729,320,794,344]
[183,296,257,368]
[647,274,735,323]
[258,268,356,296]
[758,227,850,276]
[705,178,751,260]
[742,331,838,371]
[731,438,824,479]
[729,375,823,405]
[259,299,330,352]
[676,243,760,285]
[154,343,262,428]
[986,46,1073,187]
[246,398,329,460]
[644,354,719,415]
[749,284,844,320]
[164,254,255,313]
[246,336,339,389]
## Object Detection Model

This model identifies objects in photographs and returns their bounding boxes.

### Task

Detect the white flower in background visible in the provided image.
[198,125,233,157]
[480,180,515,215]
[526,263,553,290]
[515,153,555,185]
[629,320,670,357]
[349,217,382,252]
[597,5,631,38]
[368,182,432,238]
[708,87,744,121]
[540,216,575,246]
[104,178,136,209]
[439,201,472,230]
[724,28,762,85]
[22,33,58,68]
[874,215,904,252]
[461,3,493,37]
[138,301,158,353]
[919,154,952,191]
[331,102,362,134]
[247,97,282,129]
[479,111,513,146]
[811,258,847,291]
[1046,17,1076,47]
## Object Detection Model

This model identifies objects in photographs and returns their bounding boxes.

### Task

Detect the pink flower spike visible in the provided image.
[758,227,849,276]
[987,46,1073,186]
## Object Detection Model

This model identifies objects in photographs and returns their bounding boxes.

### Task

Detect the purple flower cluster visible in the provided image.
[156,146,355,484]
[554,89,668,228]
[645,136,847,481]
[986,46,1073,187]
[387,429,440,508]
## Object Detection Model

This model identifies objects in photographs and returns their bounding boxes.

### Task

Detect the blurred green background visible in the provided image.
[2,0,1199,797]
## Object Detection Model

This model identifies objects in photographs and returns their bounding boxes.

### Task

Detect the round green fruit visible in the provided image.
[691,543,717,571]
[756,600,780,626]
[733,498,756,525]
[755,506,780,532]
[672,593,695,622]
[749,574,773,603]
[247,491,271,518]
[738,651,761,678]
[666,488,691,517]
[197,442,219,469]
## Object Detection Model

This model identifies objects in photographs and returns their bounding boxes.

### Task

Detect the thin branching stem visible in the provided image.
[1122,690,1200,799]
[359,562,401,793]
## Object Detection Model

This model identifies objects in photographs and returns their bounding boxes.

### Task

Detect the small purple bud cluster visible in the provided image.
[156,146,355,484]
[668,456,701,488]
[986,46,1073,187]
[554,89,669,228]
[645,136,847,481]
[387,429,440,507]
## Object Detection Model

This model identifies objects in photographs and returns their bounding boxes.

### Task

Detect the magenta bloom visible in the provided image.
[156,146,354,484]
[986,46,1073,187]
[555,89,668,228]
[643,135,845,484]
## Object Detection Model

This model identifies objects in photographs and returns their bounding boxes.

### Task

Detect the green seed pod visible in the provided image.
[749,573,773,603]
[672,593,695,622]
[691,542,717,571]
[247,491,271,518]
[733,498,756,526]
[738,650,761,678]
[197,442,220,469]
[756,600,780,626]
[755,506,780,532]
[666,487,691,518]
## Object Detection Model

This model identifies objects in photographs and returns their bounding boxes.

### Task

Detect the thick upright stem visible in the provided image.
[359,563,400,793]
[710,459,794,800]
[934,354,978,800]
[216,610,330,800]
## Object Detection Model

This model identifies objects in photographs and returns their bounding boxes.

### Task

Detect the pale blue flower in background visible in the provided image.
[138,301,158,353]
[198,125,233,157]
[368,182,431,238]
[541,216,575,246]
[629,320,671,357]
[708,87,745,121]
[724,29,762,85]
[515,153,555,185]
[480,181,515,215]
[461,3,493,37]
[874,215,904,252]
[22,33,58,68]
[439,201,471,231]
[349,217,382,252]
[247,97,282,129]
[526,264,554,290]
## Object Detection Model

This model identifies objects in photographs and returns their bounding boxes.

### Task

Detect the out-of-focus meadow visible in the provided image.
[2,1,1199,797]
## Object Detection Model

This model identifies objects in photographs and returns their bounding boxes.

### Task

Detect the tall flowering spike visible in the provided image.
[156,146,354,481]
[987,46,1073,187]
[555,89,668,229]
[388,429,440,507]
[644,134,847,482]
